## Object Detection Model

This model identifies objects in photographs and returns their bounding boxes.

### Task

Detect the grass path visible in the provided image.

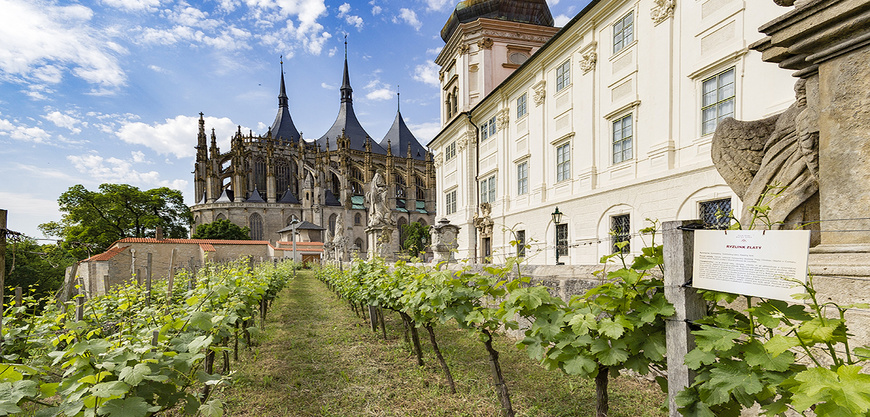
[215,270,666,417]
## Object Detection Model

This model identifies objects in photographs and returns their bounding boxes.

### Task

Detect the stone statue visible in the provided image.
[712,79,819,242]
[333,213,346,261]
[367,171,393,227]
[473,203,494,238]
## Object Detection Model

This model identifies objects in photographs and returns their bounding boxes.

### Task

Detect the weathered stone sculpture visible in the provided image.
[367,171,393,227]
[712,79,820,244]
[332,213,346,261]
[431,218,460,263]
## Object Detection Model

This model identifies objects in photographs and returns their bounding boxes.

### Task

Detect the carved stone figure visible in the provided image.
[651,0,675,25]
[712,79,819,243]
[473,203,494,238]
[332,212,346,261]
[367,172,393,227]
[579,51,597,73]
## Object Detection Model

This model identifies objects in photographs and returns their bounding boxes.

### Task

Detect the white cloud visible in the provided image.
[148,64,168,73]
[426,47,443,56]
[406,121,440,146]
[337,3,364,30]
[101,0,162,12]
[0,0,126,92]
[0,117,51,143]
[394,8,421,31]
[371,5,381,15]
[115,114,245,159]
[43,111,84,134]
[67,151,188,190]
[554,14,571,27]
[422,0,451,11]
[321,82,336,90]
[0,191,61,238]
[413,61,440,87]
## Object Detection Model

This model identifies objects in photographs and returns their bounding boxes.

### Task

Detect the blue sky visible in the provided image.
[0,0,584,239]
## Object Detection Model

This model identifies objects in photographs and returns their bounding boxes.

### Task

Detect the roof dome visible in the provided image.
[440,0,554,43]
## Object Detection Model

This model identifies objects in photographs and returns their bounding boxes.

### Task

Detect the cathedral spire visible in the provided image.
[278,55,288,109]
[341,37,353,104]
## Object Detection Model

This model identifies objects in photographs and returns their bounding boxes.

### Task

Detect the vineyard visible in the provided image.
[1,259,295,416]
[2,223,870,416]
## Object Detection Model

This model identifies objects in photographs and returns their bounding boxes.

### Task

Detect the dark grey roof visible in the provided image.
[316,56,387,154]
[268,61,301,143]
[246,188,266,203]
[278,188,300,204]
[441,0,554,42]
[324,189,342,206]
[277,220,324,232]
[379,111,428,160]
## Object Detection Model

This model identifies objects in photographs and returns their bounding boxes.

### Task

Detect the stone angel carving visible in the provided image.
[367,171,394,227]
[711,79,819,243]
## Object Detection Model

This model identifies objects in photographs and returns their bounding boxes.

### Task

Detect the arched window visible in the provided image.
[354,238,365,253]
[328,213,337,236]
[415,176,426,201]
[354,213,362,226]
[254,157,266,192]
[276,159,291,194]
[249,213,264,240]
[351,181,363,196]
[215,213,227,221]
[446,93,453,119]
[451,87,458,116]
[395,174,406,198]
[397,217,408,247]
[331,173,341,196]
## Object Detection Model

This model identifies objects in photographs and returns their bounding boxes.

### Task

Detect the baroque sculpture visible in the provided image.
[367,171,393,227]
[712,79,820,243]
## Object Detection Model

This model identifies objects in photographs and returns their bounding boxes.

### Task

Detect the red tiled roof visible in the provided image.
[84,245,128,262]
[118,238,271,245]
[199,243,216,252]
[275,247,324,252]
[277,241,325,247]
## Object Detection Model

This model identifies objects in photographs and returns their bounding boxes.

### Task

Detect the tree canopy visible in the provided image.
[401,222,430,259]
[4,239,76,300]
[39,184,192,259]
[191,219,251,240]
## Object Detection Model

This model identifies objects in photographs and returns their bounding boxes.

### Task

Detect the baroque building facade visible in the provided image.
[428,0,795,264]
[191,55,435,256]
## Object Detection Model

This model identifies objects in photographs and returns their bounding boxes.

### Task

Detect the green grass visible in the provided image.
[212,271,666,417]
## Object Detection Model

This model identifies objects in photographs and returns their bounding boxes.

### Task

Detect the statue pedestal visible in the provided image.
[366,225,396,262]
[430,218,460,264]
[753,0,870,245]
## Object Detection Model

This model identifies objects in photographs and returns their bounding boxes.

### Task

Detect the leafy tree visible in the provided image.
[4,239,76,300]
[192,219,251,240]
[401,222,430,259]
[39,184,192,259]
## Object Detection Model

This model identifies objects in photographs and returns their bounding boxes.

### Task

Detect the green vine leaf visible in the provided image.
[694,325,740,352]
[790,365,870,416]
[98,396,161,417]
[700,360,763,406]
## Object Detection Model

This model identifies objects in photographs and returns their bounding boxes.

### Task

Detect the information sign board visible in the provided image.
[692,230,810,301]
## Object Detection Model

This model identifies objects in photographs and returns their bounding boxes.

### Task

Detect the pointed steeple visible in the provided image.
[340,37,353,104]
[278,56,289,109]
[268,56,301,143]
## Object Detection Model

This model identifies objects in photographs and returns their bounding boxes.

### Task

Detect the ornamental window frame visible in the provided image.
[516,93,528,119]
[556,142,571,183]
[613,12,634,54]
[445,189,457,215]
[555,60,571,92]
[445,141,456,161]
[480,174,497,204]
[701,67,736,136]
[517,160,529,195]
[480,116,497,141]
[612,114,634,164]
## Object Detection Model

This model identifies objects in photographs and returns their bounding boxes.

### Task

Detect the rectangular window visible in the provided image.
[480,174,497,203]
[556,143,570,182]
[517,93,528,118]
[517,161,528,195]
[556,60,571,92]
[556,223,568,257]
[445,142,456,161]
[516,230,526,258]
[700,198,732,229]
[613,12,634,54]
[702,68,736,135]
[611,214,631,253]
[446,190,457,215]
[480,116,497,140]
[612,114,633,164]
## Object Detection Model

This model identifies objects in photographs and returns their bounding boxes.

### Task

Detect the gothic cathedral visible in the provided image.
[191,54,435,257]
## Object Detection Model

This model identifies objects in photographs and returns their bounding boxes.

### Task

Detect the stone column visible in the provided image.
[752,0,870,247]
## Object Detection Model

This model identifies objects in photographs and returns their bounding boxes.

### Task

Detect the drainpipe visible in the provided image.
[466,112,480,264]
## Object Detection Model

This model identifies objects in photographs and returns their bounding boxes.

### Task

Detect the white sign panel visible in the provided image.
[693,230,810,302]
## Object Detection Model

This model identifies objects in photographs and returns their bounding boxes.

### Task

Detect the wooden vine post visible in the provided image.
[662,220,706,417]
[146,253,153,306]
[165,249,177,309]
